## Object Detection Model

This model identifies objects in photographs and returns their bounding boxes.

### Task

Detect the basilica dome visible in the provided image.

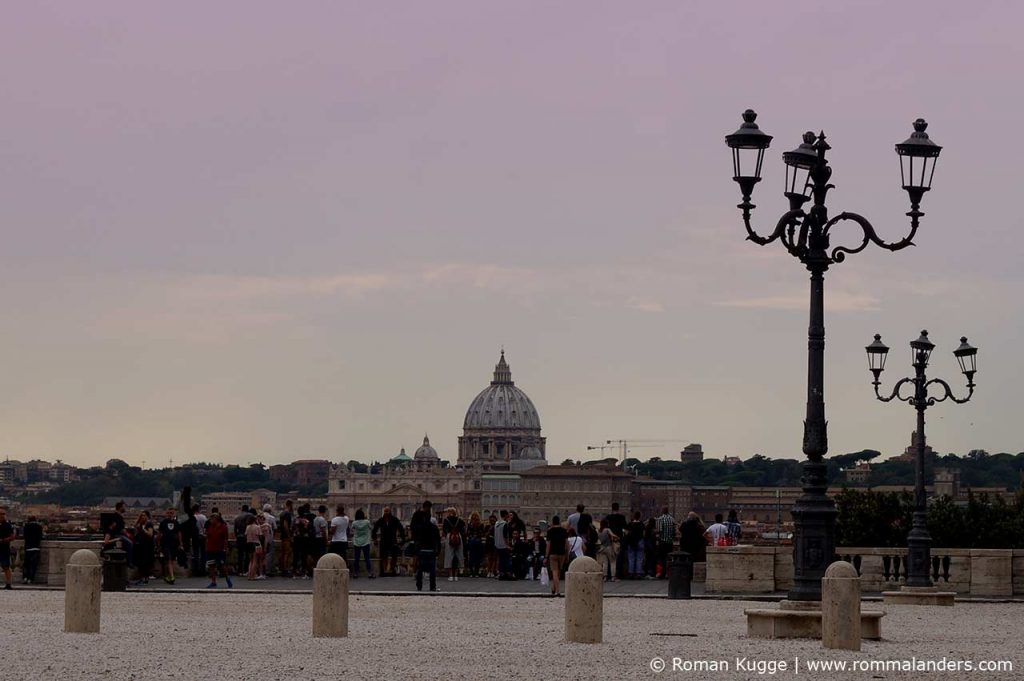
[413,434,440,460]
[463,351,542,431]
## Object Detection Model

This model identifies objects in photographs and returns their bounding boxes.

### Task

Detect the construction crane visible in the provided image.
[603,439,691,463]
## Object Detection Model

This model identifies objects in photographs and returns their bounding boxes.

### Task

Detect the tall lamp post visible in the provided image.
[866,331,977,587]
[725,111,942,602]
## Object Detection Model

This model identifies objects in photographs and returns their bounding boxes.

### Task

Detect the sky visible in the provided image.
[1,2,1022,468]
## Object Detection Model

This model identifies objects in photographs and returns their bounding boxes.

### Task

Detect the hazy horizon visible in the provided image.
[2,2,1022,468]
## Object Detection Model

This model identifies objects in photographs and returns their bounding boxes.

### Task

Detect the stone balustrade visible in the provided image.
[706,545,1024,597]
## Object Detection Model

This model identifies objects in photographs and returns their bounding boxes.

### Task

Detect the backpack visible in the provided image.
[448,519,462,547]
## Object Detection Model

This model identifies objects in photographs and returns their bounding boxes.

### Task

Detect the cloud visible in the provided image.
[715,290,880,312]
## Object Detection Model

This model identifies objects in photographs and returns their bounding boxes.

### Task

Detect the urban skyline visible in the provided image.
[2,2,1021,468]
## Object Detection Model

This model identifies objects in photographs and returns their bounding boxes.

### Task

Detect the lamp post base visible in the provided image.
[882,585,955,607]
[745,601,885,640]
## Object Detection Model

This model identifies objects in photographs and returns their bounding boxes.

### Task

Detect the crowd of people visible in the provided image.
[0,500,744,593]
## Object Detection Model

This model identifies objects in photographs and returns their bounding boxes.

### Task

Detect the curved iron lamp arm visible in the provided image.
[742,208,805,252]
[823,211,920,264]
[874,377,915,403]
[925,377,975,405]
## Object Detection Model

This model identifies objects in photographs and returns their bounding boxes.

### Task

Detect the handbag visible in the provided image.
[539,566,549,586]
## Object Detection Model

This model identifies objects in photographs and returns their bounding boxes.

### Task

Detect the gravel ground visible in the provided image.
[1,591,1021,680]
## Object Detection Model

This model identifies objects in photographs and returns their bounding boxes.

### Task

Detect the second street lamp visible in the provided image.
[725,111,943,602]
[867,331,977,589]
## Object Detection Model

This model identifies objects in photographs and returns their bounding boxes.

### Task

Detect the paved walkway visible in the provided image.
[121,572,710,596]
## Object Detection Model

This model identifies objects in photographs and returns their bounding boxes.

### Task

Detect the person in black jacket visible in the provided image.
[21,516,43,584]
[411,501,440,592]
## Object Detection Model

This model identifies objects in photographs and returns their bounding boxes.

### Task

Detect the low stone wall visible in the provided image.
[705,545,1024,596]
[705,546,776,593]
[9,540,104,586]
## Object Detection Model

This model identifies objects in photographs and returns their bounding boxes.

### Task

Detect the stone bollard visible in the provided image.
[65,549,102,633]
[312,553,349,638]
[565,556,603,643]
[822,560,861,651]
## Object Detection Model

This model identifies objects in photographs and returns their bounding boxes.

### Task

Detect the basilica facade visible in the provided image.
[327,351,548,520]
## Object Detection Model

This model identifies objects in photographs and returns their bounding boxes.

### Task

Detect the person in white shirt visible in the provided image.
[567,528,585,559]
[329,505,351,567]
[261,504,277,576]
[703,513,730,546]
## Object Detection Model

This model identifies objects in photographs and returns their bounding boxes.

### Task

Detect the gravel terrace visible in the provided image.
[1,591,1021,681]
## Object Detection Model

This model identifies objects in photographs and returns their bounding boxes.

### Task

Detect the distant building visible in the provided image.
[692,486,732,520]
[269,459,330,487]
[201,489,278,520]
[845,462,872,485]
[631,479,693,520]
[933,467,960,498]
[457,352,547,472]
[519,464,632,526]
[680,444,704,464]
[895,430,934,462]
[101,496,174,511]
[328,437,482,522]
[723,456,742,467]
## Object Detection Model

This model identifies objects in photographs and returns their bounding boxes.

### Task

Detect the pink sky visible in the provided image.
[1,2,1021,467]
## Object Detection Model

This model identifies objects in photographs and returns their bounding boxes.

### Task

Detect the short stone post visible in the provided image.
[822,561,861,651]
[312,553,349,638]
[65,549,102,633]
[565,556,603,643]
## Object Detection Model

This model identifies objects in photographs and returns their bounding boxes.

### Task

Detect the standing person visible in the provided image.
[567,505,583,533]
[527,528,546,580]
[0,507,14,590]
[350,509,373,578]
[190,504,208,577]
[278,500,294,578]
[510,530,530,580]
[578,507,596,559]
[566,528,585,565]
[261,504,277,577]
[104,501,133,567]
[442,507,465,582]
[679,512,708,563]
[291,505,310,579]
[703,513,730,547]
[233,505,253,576]
[643,518,658,578]
[372,507,404,577]
[625,511,645,579]
[605,503,628,580]
[410,501,440,592]
[725,509,742,546]
[245,516,263,580]
[596,518,619,582]
[545,516,568,596]
[465,512,486,577]
[313,505,330,565]
[655,507,676,578]
[494,510,512,580]
[507,511,526,538]
[132,511,155,585]
[329,505,351,566]
[157,508,181,584]
[204,513,233,589]
[21,515,43,585]
[484,514,498,578]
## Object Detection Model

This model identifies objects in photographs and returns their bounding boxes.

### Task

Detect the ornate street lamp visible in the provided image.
[867,331,977,588]
[725,111,942,602]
